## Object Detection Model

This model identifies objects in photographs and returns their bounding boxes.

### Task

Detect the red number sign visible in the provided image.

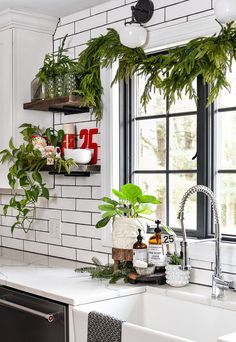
[79,128,98,164]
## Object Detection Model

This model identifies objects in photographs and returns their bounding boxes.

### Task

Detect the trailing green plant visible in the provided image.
[74,28,145,121]
[75,261,134,284]
[168,252,181,265]
[37,35,76,83]
[0,124,77,232]
[72,21,236,121]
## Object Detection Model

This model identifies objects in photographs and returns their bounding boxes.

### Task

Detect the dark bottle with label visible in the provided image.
[148,220,166,271]
[133,229,148,268]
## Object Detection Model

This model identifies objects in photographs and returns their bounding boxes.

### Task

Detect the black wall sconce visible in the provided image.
[119,0,154,48]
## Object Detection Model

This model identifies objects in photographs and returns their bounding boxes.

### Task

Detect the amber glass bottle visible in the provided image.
[133,229,148,268]
[148,220,166,271]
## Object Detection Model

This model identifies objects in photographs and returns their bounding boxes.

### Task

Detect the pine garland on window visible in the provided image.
[73,21,236,121]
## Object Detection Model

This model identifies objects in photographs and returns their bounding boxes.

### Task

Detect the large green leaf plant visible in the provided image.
[96,183,173,235]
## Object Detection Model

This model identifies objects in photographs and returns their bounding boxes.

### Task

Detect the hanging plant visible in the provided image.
[71,21,236,121]
[0,124,77,232]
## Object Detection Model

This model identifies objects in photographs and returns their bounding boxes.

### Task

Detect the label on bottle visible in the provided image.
[133,249,148,268]
[148,245,166,267]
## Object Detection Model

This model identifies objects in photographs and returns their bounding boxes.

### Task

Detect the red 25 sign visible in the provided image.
[79,128,98,164]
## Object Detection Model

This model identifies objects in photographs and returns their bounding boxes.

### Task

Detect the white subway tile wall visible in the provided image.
[0,0,218,285]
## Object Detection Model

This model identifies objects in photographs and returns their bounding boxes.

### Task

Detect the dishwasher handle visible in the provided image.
[0,298,55,322]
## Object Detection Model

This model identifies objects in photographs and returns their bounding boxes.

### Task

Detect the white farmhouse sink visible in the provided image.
[73,285,236,342]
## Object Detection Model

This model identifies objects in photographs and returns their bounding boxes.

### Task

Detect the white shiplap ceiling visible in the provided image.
[0,0,109,18]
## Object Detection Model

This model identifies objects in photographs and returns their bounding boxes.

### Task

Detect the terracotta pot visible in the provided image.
[112,217,146,250]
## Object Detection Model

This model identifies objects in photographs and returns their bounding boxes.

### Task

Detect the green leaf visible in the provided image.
[102,211,116,218]
[112,189,126,200]
[57,130,65,144]
[9,138,16,151]
[17,170,26,179]
[20,176,29,187]
[42,187,49,200]
[95,216,111,228]
[32,171,43,184]
[121,183,142,204]
[45,128,51,141]
[98,204,115,211]
[138,195,161,205]
[136,205,153,215]
[22,208,30,216]
[161,223,176,236]
[101,197,119,206]
[11,222,20,233]
[3,204,9,216]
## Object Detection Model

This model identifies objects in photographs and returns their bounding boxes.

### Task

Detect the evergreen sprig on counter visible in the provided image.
[75,261,134,284]
[73,21,236,121]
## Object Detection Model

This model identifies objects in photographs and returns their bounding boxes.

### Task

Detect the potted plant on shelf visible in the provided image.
[0,123,77,232]
[96,183,172,250]
[35,35,76,99]
[165,252,190,287]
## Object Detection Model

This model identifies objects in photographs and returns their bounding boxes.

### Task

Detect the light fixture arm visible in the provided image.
[131,0,154,24]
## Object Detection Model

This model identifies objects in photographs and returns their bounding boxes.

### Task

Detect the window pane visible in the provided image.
[137,76,166,116]
[218,174,236,235]
[135,119,166,170]
[218,61,236,109]
[169,81,197,113]
[169,115,197,170]
[169,173,197,230]
[134,173,166,223]
[218,111,236,169]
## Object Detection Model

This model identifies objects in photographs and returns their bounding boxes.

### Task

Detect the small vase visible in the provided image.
[64,73,76,95]
[31,77,46,101]
[112,217,146,250]
[165,264,190,287]
[45,78,55,98]
[55,75,65,97]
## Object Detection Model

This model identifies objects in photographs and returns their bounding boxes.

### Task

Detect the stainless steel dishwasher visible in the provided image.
[0,286,69,342]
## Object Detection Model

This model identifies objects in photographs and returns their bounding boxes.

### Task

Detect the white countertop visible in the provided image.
[0,248,145,305]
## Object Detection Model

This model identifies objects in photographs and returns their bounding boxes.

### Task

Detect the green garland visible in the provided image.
[73,21,236,121]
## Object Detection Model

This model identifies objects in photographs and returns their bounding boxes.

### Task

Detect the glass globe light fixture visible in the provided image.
[119,0,154,49]
[119,22,147,48]
[214,0,236,24]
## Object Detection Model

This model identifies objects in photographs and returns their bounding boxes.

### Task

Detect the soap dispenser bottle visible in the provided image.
[133,229,148,268]
[148,220,166,271]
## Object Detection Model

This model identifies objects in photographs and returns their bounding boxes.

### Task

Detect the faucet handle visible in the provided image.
[214,276,234,290]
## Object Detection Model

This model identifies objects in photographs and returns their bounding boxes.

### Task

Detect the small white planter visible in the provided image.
[165,264,190,287]
[112,217,146,250]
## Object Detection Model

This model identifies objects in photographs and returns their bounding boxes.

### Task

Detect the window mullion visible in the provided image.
[197,77,212,238]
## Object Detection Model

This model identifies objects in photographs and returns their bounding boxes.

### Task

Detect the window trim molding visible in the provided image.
[100,65,120,247]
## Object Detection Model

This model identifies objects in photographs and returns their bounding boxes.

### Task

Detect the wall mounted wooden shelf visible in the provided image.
[43,164,100,177]
[23,95,90,114]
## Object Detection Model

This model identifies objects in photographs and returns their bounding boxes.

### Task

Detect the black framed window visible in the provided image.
[213,61,236,239]
[120,56,236,240]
